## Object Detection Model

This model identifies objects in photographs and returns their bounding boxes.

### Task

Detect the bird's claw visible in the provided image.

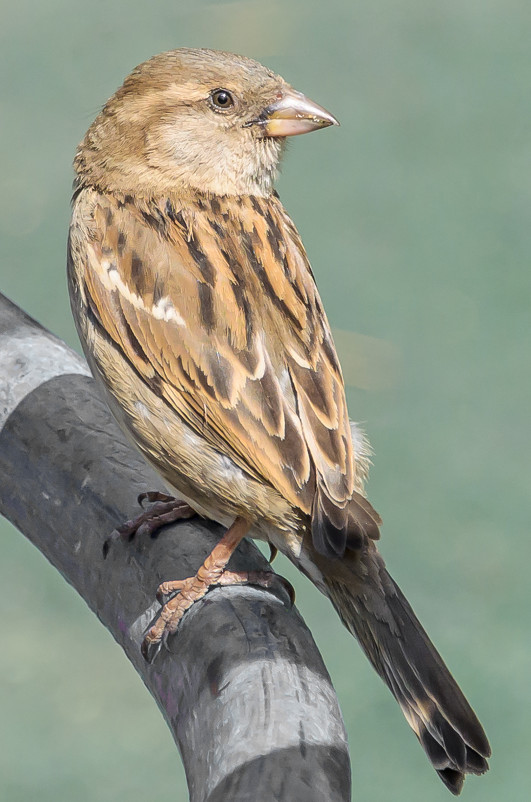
[104,497,195,557]
[137,490,176,508]
[275,574,296,607]
[141,568,294,659]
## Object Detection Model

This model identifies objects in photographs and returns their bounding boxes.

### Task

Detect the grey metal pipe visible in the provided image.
[0,292,350,802]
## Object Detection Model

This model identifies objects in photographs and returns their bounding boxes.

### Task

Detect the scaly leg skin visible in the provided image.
[141,517,294,661]
[103,495,196,557]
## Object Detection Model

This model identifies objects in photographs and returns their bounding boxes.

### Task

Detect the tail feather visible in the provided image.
[325,552,490,795]
[312,485,381,556]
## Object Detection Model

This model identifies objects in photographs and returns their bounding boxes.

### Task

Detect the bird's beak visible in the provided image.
[252,88,340,137]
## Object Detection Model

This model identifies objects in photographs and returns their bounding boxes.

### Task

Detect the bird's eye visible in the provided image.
[210,89,235,110]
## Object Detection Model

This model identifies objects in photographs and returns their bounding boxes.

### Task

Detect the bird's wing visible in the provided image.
[71,189,380,554]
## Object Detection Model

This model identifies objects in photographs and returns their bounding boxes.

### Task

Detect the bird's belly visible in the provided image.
[86,337,305,559]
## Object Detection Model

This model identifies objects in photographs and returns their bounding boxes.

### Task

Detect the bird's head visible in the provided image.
[74,48,339,198]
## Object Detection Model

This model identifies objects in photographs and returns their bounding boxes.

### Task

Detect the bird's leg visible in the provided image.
[142,516,282,658]
[103,495,196,557]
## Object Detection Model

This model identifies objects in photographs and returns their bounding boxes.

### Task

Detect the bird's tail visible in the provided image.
[324,551,490,795]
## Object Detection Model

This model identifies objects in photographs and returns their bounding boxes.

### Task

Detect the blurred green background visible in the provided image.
[1,0,529,799]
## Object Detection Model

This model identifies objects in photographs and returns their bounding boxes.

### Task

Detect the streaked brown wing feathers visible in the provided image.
[78,191,371,544]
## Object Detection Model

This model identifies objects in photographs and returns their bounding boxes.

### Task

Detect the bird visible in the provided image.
[67,48,490,794]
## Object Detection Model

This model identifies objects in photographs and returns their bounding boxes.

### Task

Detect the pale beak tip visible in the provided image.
[260,90,340,138]
[318,113,340,130]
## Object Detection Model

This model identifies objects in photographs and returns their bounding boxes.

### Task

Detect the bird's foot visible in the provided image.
[141,567,279,660]
[103,494,196,557]
[136,514,295,660]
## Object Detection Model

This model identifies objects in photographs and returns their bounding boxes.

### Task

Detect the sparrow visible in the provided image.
[67,48,490,794]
